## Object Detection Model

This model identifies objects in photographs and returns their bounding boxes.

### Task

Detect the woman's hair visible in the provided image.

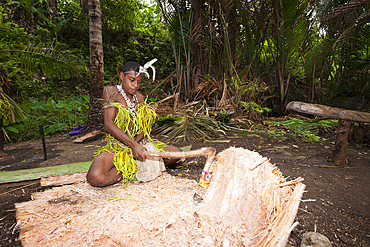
[121,61,140,74]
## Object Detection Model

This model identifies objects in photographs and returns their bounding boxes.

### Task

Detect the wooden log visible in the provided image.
[286,101,370,122]
[332,120,351,166]
[40,172,87,187]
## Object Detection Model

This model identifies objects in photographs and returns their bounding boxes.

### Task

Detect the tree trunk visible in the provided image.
[86,0,104,131]
[332,120,351,166]
[307,57,316,103]
[226,4,237,63]
[191,0,205,90]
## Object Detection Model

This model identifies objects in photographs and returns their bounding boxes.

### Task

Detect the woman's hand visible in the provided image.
[130,142,147,161]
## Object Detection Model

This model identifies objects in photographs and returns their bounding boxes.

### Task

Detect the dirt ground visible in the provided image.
[0,127,369,246]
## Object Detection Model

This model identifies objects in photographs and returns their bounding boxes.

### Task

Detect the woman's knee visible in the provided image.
[86,153,114,187]
[86,168,105,187]
[164,145,182,152]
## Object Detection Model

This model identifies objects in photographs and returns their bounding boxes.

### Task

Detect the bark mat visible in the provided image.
[15,147,305,246]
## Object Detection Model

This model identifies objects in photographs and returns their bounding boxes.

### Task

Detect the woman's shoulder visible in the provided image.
[105,85,119,92]
[136,93,145,103]
[103,85,120,102]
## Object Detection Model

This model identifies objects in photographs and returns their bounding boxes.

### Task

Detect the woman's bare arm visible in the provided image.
[103,87,146,160]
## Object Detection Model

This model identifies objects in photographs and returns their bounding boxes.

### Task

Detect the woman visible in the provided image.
[87,61,181,187]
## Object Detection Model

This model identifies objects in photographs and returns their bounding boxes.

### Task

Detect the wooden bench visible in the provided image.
[286,101,370,166]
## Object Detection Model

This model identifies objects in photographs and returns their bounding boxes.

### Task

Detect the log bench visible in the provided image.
[286,101,370,166]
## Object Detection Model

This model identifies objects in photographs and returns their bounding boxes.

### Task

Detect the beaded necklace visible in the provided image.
[117,84,138,117]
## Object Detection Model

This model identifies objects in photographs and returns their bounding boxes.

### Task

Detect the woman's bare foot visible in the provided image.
[0,151,9,158]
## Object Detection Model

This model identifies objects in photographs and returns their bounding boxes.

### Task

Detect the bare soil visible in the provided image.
[0,127,369,246]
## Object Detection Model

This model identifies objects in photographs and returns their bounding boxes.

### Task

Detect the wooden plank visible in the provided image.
[286,101,370,122]
[0,161,92,184]
[73,130,102,143]
[40,172,87,187]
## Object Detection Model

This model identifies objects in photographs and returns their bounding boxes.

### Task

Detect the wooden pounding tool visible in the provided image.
[143,147,217,187]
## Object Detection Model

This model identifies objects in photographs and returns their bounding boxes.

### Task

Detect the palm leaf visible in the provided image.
[0,91,26,123]
[6,43,82,80]
[155,115,225,143]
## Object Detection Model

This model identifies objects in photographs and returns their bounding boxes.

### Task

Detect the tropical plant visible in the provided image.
[18,43,82,79]
[267,0,314,115]
[241,100,271,120]
[4,95,89,142]
[157,0,193,99]
[315,0,370,109]
[0,7,87,100]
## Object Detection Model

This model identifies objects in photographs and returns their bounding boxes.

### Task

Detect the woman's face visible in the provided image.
[120,70,142,96]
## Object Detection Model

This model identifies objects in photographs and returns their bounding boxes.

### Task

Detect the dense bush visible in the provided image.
[4,95,89,142]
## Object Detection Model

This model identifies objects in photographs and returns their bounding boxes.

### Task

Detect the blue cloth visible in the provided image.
[69,124,86,136]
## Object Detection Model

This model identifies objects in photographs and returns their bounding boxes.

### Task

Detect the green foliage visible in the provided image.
[57,0,174,84]
[267,118,337,142]
[267,129,287,141]
[241,101,271,114]
[0,15,31,93]
[0,9,89,102]
[4,95,89,142]
[146,96,160,103]
[36,10,70,42]
[298,130,321,142]
[17,43,83,79]
[216,109,233,122]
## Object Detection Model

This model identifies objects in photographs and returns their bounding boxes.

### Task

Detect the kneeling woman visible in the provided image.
[87,61,181,187]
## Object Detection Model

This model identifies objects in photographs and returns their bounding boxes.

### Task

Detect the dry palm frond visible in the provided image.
[175,99,210,115]
[191,75,228,102]
[155,115,225,143]
[320,0,370,49]
[321,0,369,24]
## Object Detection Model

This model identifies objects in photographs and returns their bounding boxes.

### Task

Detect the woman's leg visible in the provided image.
[87,145,182,186]
[86,152,122,187]
[162,145,182,165]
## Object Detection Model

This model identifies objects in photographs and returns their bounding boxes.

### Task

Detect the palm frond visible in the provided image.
[155,115,225,143]
[7,43,82,79]
[0,91,26,123]
[155,116,182,125]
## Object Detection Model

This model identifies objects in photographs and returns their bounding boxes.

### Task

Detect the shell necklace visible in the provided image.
[117,84,137,117]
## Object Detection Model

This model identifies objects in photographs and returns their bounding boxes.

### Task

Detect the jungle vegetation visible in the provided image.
[0,0,369,142]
